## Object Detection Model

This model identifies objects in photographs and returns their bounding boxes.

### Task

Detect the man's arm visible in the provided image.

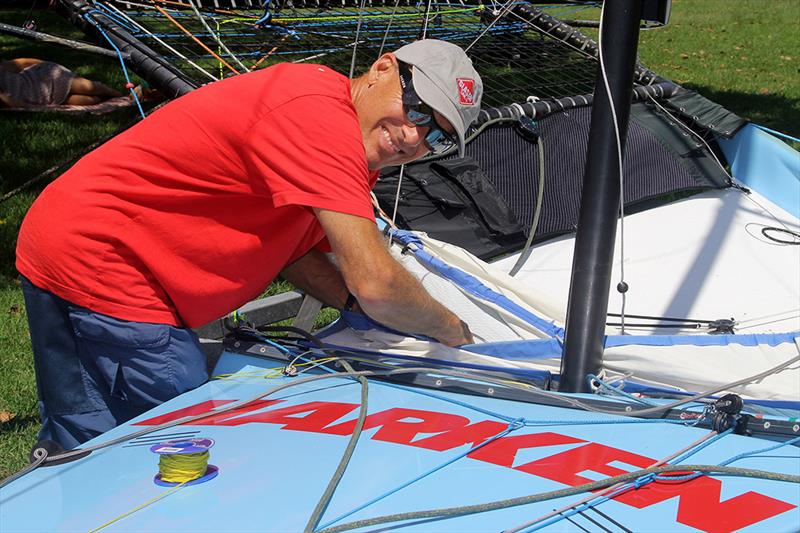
[311,208,472,346]
[280,248,351,309]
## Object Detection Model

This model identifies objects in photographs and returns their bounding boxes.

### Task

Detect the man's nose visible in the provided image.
[402,122,428,148]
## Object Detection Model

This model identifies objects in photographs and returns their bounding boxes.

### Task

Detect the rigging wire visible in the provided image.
[646,93,800,236]
[464,0,518,53]
[83,12,147,118]
[421,0,435,38]
[185,0,249,72]
[102,1,218,82]
[317,463,798,533]
[388,163,405,247]
[502,428,731,533]
[347,0,369,79]
[376,0,402,57]
[596,0,628,333]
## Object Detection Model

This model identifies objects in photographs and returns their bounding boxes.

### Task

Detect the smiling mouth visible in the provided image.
[381,126,400,154]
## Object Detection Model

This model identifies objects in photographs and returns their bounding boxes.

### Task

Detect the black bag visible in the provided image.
[375,157,526,260]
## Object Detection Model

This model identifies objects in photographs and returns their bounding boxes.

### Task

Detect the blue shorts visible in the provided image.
[21,277,208,449]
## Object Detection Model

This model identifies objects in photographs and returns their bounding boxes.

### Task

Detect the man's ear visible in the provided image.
[368,53,398,86]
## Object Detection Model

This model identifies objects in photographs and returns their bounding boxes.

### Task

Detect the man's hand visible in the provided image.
[313,208,473,346]
[434,319,474,347]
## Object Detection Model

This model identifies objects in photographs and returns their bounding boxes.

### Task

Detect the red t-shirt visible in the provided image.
[16,64,378,327]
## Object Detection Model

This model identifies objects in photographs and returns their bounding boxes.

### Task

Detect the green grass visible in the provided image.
[637,0,800,137]
[1,1,798,479]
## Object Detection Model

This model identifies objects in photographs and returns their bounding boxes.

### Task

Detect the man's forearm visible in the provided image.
[280,249,350,309]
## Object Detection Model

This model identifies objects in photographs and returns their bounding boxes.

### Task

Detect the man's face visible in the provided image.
[356,54,455,170]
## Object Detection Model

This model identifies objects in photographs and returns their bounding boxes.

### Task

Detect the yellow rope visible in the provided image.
[159,451,210,483]
[88,482,187,532]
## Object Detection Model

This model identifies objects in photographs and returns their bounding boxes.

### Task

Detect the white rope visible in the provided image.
[388,164,406,247]
[186,0,249,73]
[348,0,370,78]
[465,0,518,53]
[104,1,218,82]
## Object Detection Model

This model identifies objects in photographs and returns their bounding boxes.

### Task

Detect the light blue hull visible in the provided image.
[2,351,798,532]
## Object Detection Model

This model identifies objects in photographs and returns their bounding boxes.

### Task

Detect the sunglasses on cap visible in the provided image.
[398,61,456,155]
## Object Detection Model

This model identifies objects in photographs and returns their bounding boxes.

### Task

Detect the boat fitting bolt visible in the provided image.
[435,379,442,386]
[793,424,799,432]
[616,282,629,293]
[487,388,494,395]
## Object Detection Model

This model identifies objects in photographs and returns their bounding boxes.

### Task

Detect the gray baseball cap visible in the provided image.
[394,39,483,157]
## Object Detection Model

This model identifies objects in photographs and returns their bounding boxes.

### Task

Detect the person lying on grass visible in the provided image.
[0,58,144,107]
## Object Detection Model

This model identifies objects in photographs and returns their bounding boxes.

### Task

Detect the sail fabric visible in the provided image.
[319,229,800,402]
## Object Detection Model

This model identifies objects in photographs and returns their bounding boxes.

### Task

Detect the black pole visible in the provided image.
[559,0,643,393]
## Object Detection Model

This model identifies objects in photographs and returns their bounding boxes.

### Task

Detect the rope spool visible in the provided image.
[150,438,219,487]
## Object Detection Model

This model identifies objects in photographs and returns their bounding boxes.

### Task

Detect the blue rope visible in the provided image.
[520,428,734,532]
[655,434,800,482]
[83,12,145,119]
[753,124,800,144]
[315,419,523,531]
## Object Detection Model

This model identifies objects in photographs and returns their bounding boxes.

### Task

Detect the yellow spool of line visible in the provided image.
[151,437,219,487]
[158,451,210,483]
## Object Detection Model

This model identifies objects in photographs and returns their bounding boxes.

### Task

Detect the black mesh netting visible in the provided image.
[375,103,730,259]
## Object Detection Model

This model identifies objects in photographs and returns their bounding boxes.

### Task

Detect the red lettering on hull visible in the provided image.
[137,398,796,531]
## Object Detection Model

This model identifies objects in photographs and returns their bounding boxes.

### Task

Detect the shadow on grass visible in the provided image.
[680,83,800,138]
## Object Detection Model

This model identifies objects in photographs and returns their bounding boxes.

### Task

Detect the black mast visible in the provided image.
[559,0,645,393]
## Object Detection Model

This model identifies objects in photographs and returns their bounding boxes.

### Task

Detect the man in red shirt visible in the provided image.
[16,40,483,448]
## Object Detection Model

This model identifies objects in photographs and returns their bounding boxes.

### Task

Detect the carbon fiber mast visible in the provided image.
[560,0,671,393]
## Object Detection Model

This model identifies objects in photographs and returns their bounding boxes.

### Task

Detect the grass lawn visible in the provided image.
[1,0,798,480]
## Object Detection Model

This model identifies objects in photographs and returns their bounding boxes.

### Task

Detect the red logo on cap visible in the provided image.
[457,78,475,106]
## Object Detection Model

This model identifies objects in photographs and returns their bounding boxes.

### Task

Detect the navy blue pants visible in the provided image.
[21,277,208,449]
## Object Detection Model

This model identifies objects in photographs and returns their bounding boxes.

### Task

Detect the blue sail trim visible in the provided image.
[605,331,800,348]
[388,229,565,339]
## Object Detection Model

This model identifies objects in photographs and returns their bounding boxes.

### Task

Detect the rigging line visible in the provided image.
[250,28,290,69]
[648,90,799,235]
[389,164,406,247]
[421,0,435,38]
[83,13,146,118]
[588,507,633,533]
[89,481,188,532]
[509,132,545,276]
[304,359,370,533]
[315,420,522,530]
[145,0,240,15]
[347,0,369,79]
[645,94,732,181]
[98,5,217,81]
[377,0,402,57]
[607,312,712,323]
[152,4,240,75]
[318,463,798,533]
[504,428,728,533]
[186,0,249,72]
[597,0,628,333]
[464,0,518,53]
[753,124,800,143]
[504,8,597,62]
[557,514,594,533]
